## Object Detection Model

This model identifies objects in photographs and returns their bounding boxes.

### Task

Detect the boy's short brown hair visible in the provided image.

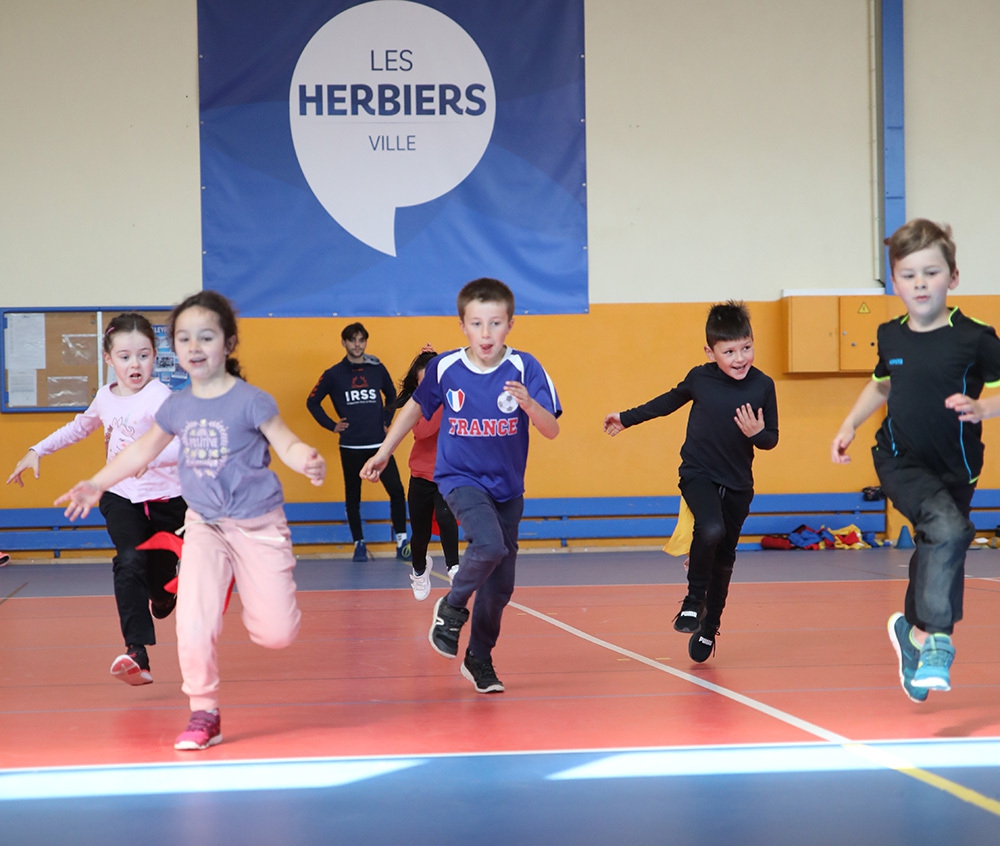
[457,277,515,321]
[885,218,957,275]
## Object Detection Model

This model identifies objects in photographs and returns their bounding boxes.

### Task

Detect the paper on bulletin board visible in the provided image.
[6,369,38,407]
[4,313,46,370]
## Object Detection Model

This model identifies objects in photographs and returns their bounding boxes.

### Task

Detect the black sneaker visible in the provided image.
[688,623,718,663]
[461,650,505,693]
[150,594,177,619]
[110,644,153,685]
[429,596,469,658]
[673,594,705,633]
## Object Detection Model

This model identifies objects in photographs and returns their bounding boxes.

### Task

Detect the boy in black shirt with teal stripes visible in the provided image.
[605,301,778,663]
[833,219,1000,701]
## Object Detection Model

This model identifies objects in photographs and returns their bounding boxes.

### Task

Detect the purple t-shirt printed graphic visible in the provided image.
[180,418,231,480]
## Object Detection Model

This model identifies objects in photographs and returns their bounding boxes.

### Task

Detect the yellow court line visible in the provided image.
[510,599,1000,819]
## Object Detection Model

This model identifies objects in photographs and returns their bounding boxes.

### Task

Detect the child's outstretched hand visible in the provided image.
[55,480,102,520]
[734,403,764,438]
[7,450,40,487]
[603,412,624,437]
[302,448,326,487]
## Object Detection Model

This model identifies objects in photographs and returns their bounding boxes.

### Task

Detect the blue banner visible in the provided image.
[198,0,588,316]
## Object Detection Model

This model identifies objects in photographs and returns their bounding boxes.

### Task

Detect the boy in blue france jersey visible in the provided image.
[604,301,778,663]
[832,219,1000,702]
[308,322,409,562]
[360,278,561,693]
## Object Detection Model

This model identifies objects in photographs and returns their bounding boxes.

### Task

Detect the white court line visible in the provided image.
[509,598,1000,817]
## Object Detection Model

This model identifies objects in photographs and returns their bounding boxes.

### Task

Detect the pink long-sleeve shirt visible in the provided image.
[32,379,182,503]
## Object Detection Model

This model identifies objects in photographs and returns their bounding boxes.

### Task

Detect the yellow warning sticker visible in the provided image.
[859,302,870,314]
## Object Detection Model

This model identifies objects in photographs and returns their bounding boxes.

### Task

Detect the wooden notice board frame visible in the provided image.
[1,308,188,413]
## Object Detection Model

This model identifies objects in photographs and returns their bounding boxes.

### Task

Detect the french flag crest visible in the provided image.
[446,388,466,412]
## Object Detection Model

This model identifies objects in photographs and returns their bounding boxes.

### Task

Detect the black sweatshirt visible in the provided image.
[619,362,778,491]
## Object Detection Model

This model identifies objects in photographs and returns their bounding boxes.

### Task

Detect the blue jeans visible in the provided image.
[873,448,976,635]
[443,486,523,660]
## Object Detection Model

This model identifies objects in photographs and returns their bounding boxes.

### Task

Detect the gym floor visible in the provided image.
[2,547,999,845]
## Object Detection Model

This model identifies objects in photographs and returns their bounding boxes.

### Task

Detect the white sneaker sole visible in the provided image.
[110,654,153,686]
[460,661,505,693]
[174,733,223,751]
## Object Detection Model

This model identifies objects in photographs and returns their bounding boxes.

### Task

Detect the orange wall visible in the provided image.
[4,297,1000,510]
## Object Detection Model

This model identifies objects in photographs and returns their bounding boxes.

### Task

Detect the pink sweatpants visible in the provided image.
[175,506,301,712]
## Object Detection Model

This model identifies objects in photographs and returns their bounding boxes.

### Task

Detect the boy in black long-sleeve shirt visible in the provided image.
[604,301,779,662]
[307,322,409,562]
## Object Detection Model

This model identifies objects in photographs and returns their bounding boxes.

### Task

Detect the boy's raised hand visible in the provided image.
[55,480,102,520]
[603,412,624,437]
[734,403,764,438]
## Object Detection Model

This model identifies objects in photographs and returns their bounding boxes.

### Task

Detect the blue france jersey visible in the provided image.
[412,347,561,502]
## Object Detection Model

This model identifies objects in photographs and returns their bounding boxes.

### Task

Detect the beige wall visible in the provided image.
[3,1,998,309]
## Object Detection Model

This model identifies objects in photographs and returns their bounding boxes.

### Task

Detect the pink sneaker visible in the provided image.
[174,710,222,750]
[110,647,153,686]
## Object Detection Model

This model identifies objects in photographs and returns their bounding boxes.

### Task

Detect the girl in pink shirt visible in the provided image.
[7,313,186,686]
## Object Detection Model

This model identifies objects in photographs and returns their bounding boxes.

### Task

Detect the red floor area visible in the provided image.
[3,577,1000,769]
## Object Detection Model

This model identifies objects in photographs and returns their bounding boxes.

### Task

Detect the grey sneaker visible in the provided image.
[461,650,505,693]
[429,596,469,657]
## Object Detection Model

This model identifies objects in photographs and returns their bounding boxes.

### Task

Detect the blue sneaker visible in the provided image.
[352,540,369,562]
[912,632,955,692]
[887,613,927,703]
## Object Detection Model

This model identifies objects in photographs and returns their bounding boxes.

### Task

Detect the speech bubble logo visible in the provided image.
[290,1,496,256]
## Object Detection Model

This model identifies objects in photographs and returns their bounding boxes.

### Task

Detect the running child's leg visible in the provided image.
[703,486,753,627]
[99,492,156,649]
[677,475,726,604]
[225,507,301,651]
[407,476,437,573]
[433,488,461,573]
[442,486,510,608]
[175,515,235,713]
[465,495,522,661]
[874,453,975,635]
[146,496,187,613]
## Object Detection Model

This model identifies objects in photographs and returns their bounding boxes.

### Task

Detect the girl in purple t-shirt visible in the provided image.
[7,313,185,686]
[57,292,326,751]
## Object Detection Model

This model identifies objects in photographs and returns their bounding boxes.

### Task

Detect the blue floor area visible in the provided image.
[3,741,1000,846]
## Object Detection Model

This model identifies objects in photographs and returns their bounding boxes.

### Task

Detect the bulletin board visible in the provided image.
[1,308,188,413]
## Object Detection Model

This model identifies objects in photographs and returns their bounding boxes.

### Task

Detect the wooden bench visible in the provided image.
[0,492,894,556]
